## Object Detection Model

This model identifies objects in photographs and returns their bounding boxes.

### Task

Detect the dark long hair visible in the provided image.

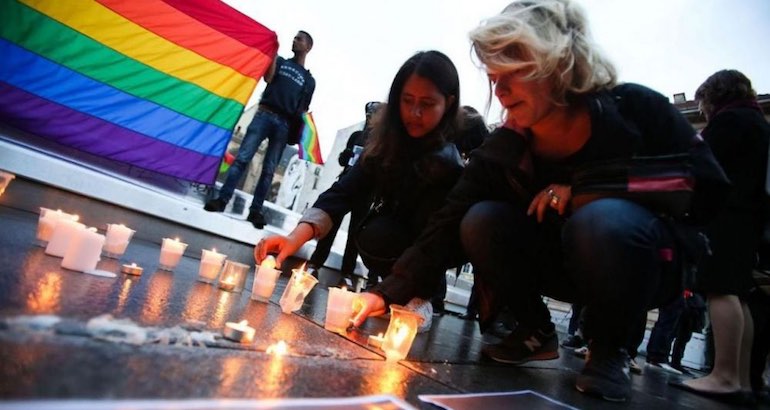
[361,51,461,178]
[695,69,758,120]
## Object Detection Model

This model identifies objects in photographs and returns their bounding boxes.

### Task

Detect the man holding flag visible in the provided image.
[205,30,316,229]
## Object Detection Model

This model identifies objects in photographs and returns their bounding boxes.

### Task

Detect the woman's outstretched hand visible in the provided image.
[254,223,316,267]
[527,183,571,222]
[351,292,387,327]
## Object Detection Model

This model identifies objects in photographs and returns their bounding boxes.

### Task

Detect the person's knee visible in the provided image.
[460,201,509,242]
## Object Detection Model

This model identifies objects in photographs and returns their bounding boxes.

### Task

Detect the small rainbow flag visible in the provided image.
[0,0,278,184]
[298,112,324,165]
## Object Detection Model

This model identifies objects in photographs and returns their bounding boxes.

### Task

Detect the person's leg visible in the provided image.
[209,114,267,207]
[646,297,685,365]
[684,294,744,393]
[564,199,678,401]
[460,200,559,364]
[248,113,289,215]
[739,302,754,391]
[749,290,770,393]
[670,313,694,370]
[341,197,369,277]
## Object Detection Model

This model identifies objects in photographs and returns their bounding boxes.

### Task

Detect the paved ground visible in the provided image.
[0,205,759,409]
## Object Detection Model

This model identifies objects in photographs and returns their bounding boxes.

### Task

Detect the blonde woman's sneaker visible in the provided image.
[575,344,632,402]
[481,325,559,365]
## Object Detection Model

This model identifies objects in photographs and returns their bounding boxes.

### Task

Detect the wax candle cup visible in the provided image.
[223,320,255,344]
[0,171,14,197]
[217,260,249,293]
[121,263,144,276]
[36,208,79,247]
[61,226,106,273]
[197,248,227,284]
[368,333,385,349]
[279,267,319,314]
[381,305,424,361]
[324,286,358,334]
[158,237,188,271]
[45,218,85,257]
[251,256,281,302]
[103,224,135,259]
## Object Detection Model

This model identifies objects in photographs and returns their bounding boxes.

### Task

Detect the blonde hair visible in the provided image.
[470,0,617,104]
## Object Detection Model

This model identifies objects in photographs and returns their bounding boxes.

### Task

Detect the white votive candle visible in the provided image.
[223,320,255,344]
[45,218,85,257]
[324,287,358,334]
[251,256,281,302]
[103,223,135,258]
[158,237,188,271]
[197,248,227,283]
[36,208,78,244]
[61,227,106,272]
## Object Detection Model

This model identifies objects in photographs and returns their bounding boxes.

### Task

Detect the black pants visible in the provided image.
[309,197,370,276]
[459,199,680,347]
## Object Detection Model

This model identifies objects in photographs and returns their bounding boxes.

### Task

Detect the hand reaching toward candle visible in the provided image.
[351,292,387,327]
[254,223,316,267]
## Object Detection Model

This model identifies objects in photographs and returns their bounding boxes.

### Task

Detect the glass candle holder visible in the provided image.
[158,237,188,271]
[279,268,318,313]
[324,286,358,334]
[103,224,135,259]
[381,304,424,361]
[218,260,249,293]
[251,257,281,302]
[197,248,227,284]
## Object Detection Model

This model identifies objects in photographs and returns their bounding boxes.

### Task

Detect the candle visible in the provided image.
[45,218,85,257]
[381,305,424,361]
[158,237,188,271]
[368,333,385,349]
[278,264,319,314]
[36,208,79,245]
[251,255,281,302]
[103,224,135,259]
[0,171,14,197]
[324,287,358,334]
[61,227,106,272]
[223,320,255,344]
[197,248,227,284]
[217,260,249,293]
[121,263,144,276]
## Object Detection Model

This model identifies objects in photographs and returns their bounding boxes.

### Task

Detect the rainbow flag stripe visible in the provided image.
[0,0,277,183]
[298,112,323,165]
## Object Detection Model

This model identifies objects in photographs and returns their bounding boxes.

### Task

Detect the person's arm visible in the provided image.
[255,222,315,267]
[263,56,279,83]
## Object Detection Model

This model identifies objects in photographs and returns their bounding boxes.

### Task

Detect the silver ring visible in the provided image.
[547,188,555,198]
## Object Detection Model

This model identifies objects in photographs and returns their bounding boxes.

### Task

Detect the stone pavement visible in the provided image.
[0,204,754,409]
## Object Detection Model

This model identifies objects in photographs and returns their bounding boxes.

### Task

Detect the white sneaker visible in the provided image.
[403,298,433,333]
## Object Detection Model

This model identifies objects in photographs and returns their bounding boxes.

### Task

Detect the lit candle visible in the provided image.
[223,320,255,344]
[278,264,319,314]
[217,260,250,293]
[103,223,135,259]
[324,287,358,334]
[158,237,188,271]
[198,248,227,284]
[219,275,236,292]
[381,305,424,361]
[368,333,385,349]
[251,255,281,302]
[45,218,85,257]
[61,227,106,273]
[121,262,144,276]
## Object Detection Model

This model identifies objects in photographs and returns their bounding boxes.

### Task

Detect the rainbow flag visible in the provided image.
[297,112,323,165]
[0,0,278,184]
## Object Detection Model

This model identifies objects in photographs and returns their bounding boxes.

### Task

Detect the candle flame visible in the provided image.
[299,262,306,271]
[212,248,217,253]
[130,263,137,268]
[238,319,248,327]
[174,237,180,242]
[262,255,276,269]
[266,340,288,356]
[390,319,410,347]
[223,276,235,284]
[87,227,97,232]
[72,214,80,222]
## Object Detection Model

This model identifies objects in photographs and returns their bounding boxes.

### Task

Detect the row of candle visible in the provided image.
[34,207,421,360]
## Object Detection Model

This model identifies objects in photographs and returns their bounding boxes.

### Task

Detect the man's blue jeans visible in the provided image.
[460,198,680,346]
[218,110,288,213]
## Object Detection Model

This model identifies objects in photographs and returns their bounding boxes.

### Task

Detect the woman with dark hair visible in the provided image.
[671,69,769,404]
[255,50,465,324]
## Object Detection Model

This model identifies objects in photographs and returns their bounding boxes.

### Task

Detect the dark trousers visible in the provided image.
[459,199,680,347]
[309,197,369,276]
[749,288,770,392]
[646,296,686,363]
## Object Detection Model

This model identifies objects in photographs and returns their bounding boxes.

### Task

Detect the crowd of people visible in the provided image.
[210,0,769,405]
